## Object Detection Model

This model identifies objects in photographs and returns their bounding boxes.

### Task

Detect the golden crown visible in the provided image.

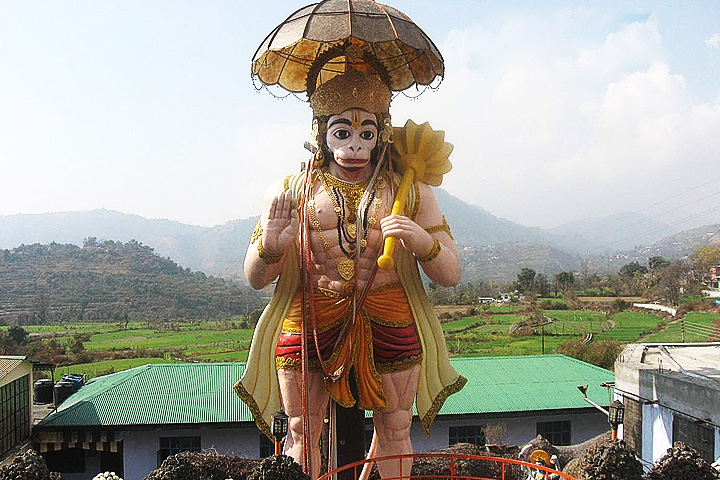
[309,69,391,117]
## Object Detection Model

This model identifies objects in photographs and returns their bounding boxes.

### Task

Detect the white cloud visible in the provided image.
[391,11,720,228]
[706,33,720,49]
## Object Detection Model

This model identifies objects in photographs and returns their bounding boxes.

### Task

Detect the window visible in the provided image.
[537,420,571,446]
[0,375,30,458]
[259,434,274,458]
[100,451,124,477]
[44,448,86,473]
[449,425,485,446]
[673,414,716,463]
[157,436,201,466]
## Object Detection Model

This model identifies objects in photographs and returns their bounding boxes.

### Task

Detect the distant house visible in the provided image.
[477,297,496,304]
[34,356,614,480]
[615,343,720,466]
[710,265,720,289]
[499,293,525,303]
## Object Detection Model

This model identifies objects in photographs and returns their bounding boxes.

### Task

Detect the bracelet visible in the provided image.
[257,238,284,265]
[416,238,441,262]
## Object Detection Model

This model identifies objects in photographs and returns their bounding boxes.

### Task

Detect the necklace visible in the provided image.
[319,170,382,255]
[307,198,356,280]
[309,171,384,281]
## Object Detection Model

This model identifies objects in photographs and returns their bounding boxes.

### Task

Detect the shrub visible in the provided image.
[558,339,623,370]
[613,299,630,311]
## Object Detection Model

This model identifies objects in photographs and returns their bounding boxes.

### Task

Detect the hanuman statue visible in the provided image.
[235,2,466,478]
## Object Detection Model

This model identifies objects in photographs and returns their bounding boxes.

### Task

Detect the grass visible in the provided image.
[78,328,254,351]
[543,310,611,335]
[479,305,525,313]
[15,307,719,377]
[596,312,664,342]
[441,316,483,333]
[643,312,719,343]
[57,357,183,379]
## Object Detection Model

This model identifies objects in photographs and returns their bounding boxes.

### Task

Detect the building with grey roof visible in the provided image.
[615,343,720,466]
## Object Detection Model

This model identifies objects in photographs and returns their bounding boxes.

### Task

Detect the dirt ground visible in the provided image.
[577,296,648,303]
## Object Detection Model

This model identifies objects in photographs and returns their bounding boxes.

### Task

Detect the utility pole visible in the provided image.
[541,324,545,355]
[681,317,685,343]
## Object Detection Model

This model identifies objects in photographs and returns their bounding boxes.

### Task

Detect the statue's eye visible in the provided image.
[360,130,375,140]
[333,129,350,140]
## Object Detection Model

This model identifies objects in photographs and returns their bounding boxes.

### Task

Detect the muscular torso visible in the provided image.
[302,172,399,293]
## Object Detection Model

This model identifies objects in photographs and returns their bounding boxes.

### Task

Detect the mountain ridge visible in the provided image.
[2,192,717,283]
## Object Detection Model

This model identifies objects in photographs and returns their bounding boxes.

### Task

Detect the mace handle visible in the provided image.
[377,169,415,270]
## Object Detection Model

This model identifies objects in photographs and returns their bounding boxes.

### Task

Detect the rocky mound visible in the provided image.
[0,450,61,480]
[647,442,720,480]
[145,451,261,480]
[577,440,643,480]
[246,455,309,480]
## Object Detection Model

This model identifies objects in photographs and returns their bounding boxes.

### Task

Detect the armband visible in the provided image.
[423,216,454,240]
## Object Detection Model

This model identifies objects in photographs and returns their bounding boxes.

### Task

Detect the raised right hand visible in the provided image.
[261,190,298,257]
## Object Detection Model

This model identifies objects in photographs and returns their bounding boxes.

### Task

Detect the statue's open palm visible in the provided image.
[263,190,298,256]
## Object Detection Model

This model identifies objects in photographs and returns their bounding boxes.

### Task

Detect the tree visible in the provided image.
[655,262,683,305]
[619,261,648,277]
[68,336,85,354]
[33,295,50,323]
[515,268,536,293]
[648,256,670,272]
[555,271,575,292]
[248,308,264,329]
[83,237,98,249]
[8,325,28,345]
[691,245,720,271]
[535,273,550,297]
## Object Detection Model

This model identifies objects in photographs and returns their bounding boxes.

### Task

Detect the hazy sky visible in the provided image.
[1,1,719,230]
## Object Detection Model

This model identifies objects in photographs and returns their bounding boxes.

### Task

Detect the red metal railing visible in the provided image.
[317,453,578,480]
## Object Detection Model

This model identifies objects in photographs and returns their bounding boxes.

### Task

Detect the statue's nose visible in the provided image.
[348,136,362,152]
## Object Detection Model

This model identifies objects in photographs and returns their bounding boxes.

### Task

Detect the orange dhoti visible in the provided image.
[275,284,423,410]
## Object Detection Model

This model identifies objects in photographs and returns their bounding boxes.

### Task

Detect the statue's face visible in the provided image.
[326,109,378,171]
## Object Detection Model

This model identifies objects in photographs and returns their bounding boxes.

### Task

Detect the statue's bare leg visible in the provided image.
[373,365,420,479]
[278,368,329,478]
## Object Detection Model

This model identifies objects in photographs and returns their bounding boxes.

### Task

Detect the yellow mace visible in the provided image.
[377,120,454,270]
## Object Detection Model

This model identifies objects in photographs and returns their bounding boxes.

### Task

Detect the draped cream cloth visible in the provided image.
[234,172,466,438]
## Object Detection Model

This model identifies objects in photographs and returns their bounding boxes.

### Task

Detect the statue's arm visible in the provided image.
[379,182,461,287]
[244,181,298,290]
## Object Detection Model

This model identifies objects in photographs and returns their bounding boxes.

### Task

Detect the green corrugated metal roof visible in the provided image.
[437,355,614,416]
[38,363,253,427]
[38,355,613,428]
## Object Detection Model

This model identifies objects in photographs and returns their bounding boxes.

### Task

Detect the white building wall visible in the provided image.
[121,426,260,480]
[410,411,609,452]
[642,403,673,464]
[110,411,609,480]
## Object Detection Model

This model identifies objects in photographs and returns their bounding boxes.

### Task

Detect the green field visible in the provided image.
[595,312,664,342]
[441,316,485,332]
[57,357,183,378]
[479,305,525,313]
[543,310,610,335]
[11,307,720,378]
[75,328,253,352]
[643,312,719,343]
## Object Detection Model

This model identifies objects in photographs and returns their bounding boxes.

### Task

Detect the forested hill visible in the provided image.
[0,239,265,323]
